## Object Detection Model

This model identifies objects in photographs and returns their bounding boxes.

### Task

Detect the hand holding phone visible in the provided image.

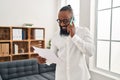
[70,17,74,26]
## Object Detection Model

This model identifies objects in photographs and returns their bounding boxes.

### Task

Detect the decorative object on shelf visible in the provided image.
[19,48,24,53]
[47,40,51,49]
[23,23,33,27]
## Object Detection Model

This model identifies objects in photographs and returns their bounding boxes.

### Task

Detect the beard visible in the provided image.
[59,25,69,36]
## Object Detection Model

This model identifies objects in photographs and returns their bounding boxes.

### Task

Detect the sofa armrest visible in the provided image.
[0,75,3,80]
[38,63,56,73]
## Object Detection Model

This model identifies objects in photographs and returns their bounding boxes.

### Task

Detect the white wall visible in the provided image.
[80,0,90,28]
[0,0,58,47]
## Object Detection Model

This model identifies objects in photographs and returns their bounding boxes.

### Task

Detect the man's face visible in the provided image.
[57,11,72,36]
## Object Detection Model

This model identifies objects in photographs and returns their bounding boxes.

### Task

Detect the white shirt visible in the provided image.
[51,26,94,80]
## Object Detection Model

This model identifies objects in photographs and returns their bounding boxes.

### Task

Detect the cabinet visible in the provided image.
[0,26,45,62]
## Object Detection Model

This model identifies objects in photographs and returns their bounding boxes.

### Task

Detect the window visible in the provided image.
[96,0,120,75]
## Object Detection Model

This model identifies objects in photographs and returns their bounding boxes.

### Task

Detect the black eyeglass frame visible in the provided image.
[56,18,71,24]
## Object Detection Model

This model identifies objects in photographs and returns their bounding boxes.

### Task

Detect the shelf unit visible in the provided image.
[0,26,45,62]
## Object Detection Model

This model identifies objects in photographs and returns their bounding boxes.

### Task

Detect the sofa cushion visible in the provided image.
[9,74,48,80]
[40,72,55,80]
[0,59,39,80]
[38,63,56,73]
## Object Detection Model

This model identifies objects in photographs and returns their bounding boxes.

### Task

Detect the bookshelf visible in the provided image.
[0,26,45,62]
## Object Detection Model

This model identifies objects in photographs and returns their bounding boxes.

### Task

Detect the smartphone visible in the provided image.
[70,17,74,26]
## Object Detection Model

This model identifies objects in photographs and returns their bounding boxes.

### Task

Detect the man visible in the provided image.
[50,5,94,80]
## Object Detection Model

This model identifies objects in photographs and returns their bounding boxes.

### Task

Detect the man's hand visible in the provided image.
[67,22,75,37]
[37,56,46,64]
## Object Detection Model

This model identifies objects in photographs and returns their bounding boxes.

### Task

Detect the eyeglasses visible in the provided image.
[56,19,71,24]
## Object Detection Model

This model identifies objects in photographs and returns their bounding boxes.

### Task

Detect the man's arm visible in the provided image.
[71,27,94,57]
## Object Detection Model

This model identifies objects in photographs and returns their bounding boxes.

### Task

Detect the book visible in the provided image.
[1,43,9,56]
[32,46,61,65]
[34,29,43,40]
[0,44,2,56]
[13,29,22,40]
[22,30,26,40]
[4,43,9,56]
[14,44,18,54]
